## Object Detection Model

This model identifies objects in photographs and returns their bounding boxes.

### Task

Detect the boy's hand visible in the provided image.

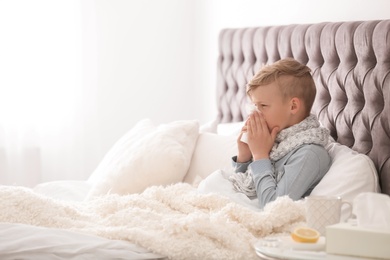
[246,111,279,160]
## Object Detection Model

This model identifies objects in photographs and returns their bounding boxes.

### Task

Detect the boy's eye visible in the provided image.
[253,103,266,111]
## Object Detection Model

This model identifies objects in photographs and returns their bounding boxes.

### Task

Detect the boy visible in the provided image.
[230,58,331,209]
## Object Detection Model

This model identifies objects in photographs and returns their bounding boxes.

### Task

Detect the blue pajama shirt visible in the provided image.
[232,144,331,208]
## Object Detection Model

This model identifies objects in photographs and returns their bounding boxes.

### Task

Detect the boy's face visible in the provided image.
[250,82,293,131]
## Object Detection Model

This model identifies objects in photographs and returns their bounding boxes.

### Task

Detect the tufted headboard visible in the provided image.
[215,20,390,195]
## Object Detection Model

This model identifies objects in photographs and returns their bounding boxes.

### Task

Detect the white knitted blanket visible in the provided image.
[0,183,305,260]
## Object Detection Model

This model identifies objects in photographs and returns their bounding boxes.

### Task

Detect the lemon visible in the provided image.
[291,227,320,243]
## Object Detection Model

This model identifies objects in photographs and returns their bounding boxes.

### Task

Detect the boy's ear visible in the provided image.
[290,97,301,114]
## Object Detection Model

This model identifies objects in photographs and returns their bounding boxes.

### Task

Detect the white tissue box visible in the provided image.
[326,222,390,259]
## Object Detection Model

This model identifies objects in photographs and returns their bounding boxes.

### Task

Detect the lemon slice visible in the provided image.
[291,227,320,243]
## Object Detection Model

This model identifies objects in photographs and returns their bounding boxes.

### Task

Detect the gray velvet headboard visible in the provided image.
[215,20,390,195]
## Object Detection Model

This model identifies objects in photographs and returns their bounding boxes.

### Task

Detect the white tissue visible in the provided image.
[240,132,248,143]
[353,192,390,230]
[240,104,259,144]
[245,103,258,114]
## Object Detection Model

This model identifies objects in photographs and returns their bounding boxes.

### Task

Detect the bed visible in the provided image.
[1,19,389,260]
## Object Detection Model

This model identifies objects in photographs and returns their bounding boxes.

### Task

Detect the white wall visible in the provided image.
[87,0,203,153]
[85,0,390,177]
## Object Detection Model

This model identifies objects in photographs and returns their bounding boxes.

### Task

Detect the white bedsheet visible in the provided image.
[33,180,91,202]
[0,223,165,260]
[198,169,260,211]
[0,181,165,260]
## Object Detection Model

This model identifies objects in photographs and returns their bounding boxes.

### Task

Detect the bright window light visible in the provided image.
[0,0,82,132]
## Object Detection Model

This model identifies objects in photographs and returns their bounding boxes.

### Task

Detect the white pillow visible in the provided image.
[87,119,199,198]
[87,118,156,185]
[183,132,238,186]
[311,142,381,206]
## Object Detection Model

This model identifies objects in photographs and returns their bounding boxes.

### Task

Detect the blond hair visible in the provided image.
[247,58,316,115]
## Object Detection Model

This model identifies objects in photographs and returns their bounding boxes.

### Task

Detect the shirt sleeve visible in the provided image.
[231,155,252,173]
[250,145,329,208]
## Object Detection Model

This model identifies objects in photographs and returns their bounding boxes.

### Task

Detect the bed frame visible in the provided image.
[215,20,390,196]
